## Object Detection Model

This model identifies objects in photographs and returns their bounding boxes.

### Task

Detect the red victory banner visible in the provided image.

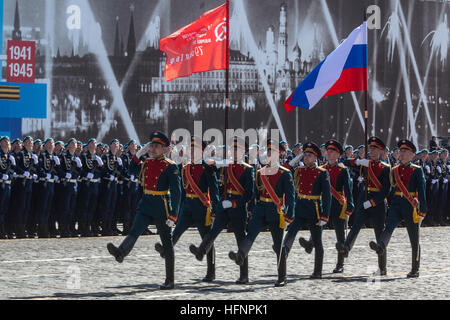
[6,40,36,83]
[160,3,227,82]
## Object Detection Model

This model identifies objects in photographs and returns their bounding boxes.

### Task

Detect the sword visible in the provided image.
[277,205,288,270]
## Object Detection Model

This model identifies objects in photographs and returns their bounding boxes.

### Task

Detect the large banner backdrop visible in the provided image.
[1,0,449,148]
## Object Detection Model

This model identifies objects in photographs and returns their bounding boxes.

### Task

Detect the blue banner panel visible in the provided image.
[0,82,47,118]
[0,118,22,139]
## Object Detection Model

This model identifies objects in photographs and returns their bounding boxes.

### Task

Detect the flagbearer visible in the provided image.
[337,137,391,275]
[282,142,331,279]
[154,136,222,282]
[299,140,354,273]
[369,140,427,278]
[189,137,254,284]
[107,131,181,290]
[228,140,295,287]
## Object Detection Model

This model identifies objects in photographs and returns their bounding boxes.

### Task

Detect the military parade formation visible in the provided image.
[1,131,450,290]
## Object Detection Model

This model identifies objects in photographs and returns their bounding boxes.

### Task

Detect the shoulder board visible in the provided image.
[242,162,253,168]
[316,166,327,172]
[411,164,421,169]
[338,163,347,169]
[279,166,290,172]
[380,161,391,167]
[164,157,176,165]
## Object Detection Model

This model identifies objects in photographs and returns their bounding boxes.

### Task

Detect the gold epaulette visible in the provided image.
[380,161,391,167]
[411,164,421,169]
[338,163,347,169]
[242,162,253,168]
[279,165,290,172]
[164,157,176,165]
[316,166,327,172]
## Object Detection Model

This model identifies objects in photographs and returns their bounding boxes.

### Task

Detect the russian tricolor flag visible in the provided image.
[284,22,367,113]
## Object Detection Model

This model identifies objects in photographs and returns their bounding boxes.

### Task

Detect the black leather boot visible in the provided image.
[310,251,323,279]
[203,246,216,282]
[407,245,420,278]
[299,237,314,254]
[37,223,50,238]
[160,255,175,290]
[107,235,137,263]
[336,242,349,258]
[229,239,252,267]
[377,249,387,276]
[102,221,112,236]
[155,242,165,259]
[16,224,27,238]
[333,253,345,273]
[236,256,249,284]
[189,234,213,262]
[0,223,7,239]
[274,253,287,287]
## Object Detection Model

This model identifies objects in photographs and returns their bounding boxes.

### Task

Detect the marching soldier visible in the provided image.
[120,140,140,235]
[228,140,295,286]
[281,142,331,279]
[155,136,222,282]
[189,136,254,284]
[0,136,15,239]
[34,138,60,238]
[98,139,121,236]
[369,140,427,278]
[107,131,181,290]
[336,137,391,275]
[437,149,449,225]
[56,138,82,238]
[78,138,103,236]
[10,136,37,238]
[298,140,354,273]
[424,150,440,226]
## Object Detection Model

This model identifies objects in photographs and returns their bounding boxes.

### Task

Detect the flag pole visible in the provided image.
[363,8,369,201]
[225,0,230,134]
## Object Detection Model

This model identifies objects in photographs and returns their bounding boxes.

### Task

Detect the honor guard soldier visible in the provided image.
[120,140,140,235]
[107,131,181,290]
[438,150,449,224]
[155,136,221,282]
[49,141,64,237]
[56,138,82,238]
[424,150,440,226]
[28,139,43,236]
[369,140,427,277]
[98,139,121,236]
[78,138,103,236]
[282,142,331,279]
[34,138,59,238]
[298,140,354,273]
[0,136,15,239]
[11,136,37,238]
[189,136,255,284]
[337,137,391,275]
[228,140,295,286]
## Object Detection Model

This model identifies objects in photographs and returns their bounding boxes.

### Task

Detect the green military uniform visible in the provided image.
[107,132,181,290]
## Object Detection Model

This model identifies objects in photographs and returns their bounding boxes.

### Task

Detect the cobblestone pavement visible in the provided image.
[1,226,450,300]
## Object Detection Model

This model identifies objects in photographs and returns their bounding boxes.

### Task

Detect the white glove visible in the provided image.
[75,157,82,168]
[431,179,438,184]
[288,154,303,167]
[130,175,135,181]
[32,174,38,180]
[210,216,215,225]
[54,175,59,181]
[318,220,327,227]
[425,165,430,174]
[9,155,16,166]
[443,178,448,184]
[65,172,72,179]
[109,174,115,181]
[87,172,94,179]
[166,219,176,228]
[447,165,450,171]
[437,166,442,173]
[285,220,291,228]
[13,172,17,178]
[222,200,233,209]
[363,200,372,210]
[2,174,8,180]
[95,155,103,166]
[356,159,370,167]
[46,173,52,180]
[23,171,30,177]
[357,176,364,183]
[53,156,60,166]
[136,143,151,159]
[117,158,123,166]
[31,154,38,164]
